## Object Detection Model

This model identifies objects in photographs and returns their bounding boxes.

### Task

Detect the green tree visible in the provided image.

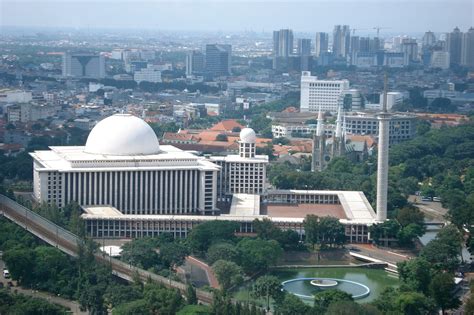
[113,300,148,315]
[206,242,240,265]
[251,275,284,311]
[303,214,319,249]
[237,238,283,274]
[397,223,426,247]
[393,291,436,315]
[159,241,189,269]
[421,225,462,271]
[398,257,432,294]
[396,206,424,227]
[326,300,381,315]
[144,284,184,315]
[274,293,312,315]
[368,220,401,245]
[185,284,197,305]
[121,238,160,269]
[2,247,35,285]
[187,221,239,253]
[313,289,353,313]
[429,273,461,314]
[176,305,212,315]
[212,260,243,292]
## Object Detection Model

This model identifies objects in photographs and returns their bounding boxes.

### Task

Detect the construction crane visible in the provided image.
[373,26,391,38]
[351,28,369,36]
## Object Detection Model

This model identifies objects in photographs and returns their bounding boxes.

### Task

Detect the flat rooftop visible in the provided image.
[262,203,347,220]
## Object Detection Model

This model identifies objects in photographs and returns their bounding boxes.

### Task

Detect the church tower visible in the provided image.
[332,106,346,157]
[312,107,326,172]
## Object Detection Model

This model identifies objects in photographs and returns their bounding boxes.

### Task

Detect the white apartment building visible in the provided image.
[431,51,450,70]
[0,89,32,103]
[345,113,417,145]
[134,65,162,83]
[210,128,268,201]
[300,71,350,113]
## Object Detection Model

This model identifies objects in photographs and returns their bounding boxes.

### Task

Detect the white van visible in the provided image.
[3,268,10,279]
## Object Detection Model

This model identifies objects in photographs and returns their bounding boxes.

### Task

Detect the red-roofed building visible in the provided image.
[210,119,245,132]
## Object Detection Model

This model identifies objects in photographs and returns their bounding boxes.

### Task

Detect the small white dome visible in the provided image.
[240,128,256,143]
[84,114,160,156]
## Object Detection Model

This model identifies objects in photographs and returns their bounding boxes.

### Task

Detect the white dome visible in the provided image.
[240,128,256,143]
[84,114,160,156]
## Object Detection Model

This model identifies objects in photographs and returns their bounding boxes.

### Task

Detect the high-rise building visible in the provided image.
[422,31,437,48]
[446,27,463,65]
[431,51,450,69]
[185,50,205,76]
[296,39,312,56]
[62,52,105,78]
[205,44,231,77]
[350,36,360,55]
[300,71,350,113]
[273,29,294,57]
[401,38,419,64]
[315,32,329,57]
[333,25,351,57]
[461,27,474,67]
[314,32,329,57]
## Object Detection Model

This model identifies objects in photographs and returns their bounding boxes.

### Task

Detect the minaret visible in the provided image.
[376,75,390,222]
[312,106,326,172]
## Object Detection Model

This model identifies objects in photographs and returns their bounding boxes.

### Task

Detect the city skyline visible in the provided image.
[1,0,473,33]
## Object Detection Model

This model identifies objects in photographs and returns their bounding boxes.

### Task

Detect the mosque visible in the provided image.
[30,113,382,243]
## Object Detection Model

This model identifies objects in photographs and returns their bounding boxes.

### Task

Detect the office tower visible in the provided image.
[300,71,350,113]
[296,39,312,56]
[350,36,360,55]
[422,31,437,48]
[333,25,351,57]
[205,44,232,76]
[185,50,205,76]
[376,77,390,222]
[461,27,474,67]
[273,29,294,57]
[315,32,329,57]
[401,38,419,64]
[62,52,105,78]
[446,27,463,65]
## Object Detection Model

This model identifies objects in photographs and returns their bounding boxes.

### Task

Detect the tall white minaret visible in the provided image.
[376,75,390,222]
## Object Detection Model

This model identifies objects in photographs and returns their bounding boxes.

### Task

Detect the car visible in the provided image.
[421,196,432,202]
[3,268,10,279]
[433,197,442,202]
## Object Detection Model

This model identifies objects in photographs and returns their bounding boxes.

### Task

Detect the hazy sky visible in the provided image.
[1,0,473,33]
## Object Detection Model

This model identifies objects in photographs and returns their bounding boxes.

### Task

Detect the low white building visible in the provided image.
[0,89,32,103]
[134,65,162,83]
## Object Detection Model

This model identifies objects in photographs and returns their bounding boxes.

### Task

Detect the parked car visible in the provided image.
[433,197,442,202]
[3,268,10,279]
[421,196,432,201]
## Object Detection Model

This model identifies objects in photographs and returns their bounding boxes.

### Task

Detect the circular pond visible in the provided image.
[282,277,370,300]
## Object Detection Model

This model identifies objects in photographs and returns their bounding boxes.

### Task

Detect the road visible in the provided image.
[350,244,411,266]
[408,195,448,222]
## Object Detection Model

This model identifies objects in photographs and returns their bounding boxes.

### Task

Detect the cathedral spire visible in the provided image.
[316,106,324,137]
[335,106,343,139]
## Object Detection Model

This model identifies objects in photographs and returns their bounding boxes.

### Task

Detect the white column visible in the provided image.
[164,171,168,213]
[174,171,178,214]
[159,171,164,213]
[134,172,138,213]
[124,171,128,213]
[97,172,101,205]
[184,170,188,214]
[144,171,149,214]
[179,170,184,214]
[154,171,158,213]
[376,114,390,221]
